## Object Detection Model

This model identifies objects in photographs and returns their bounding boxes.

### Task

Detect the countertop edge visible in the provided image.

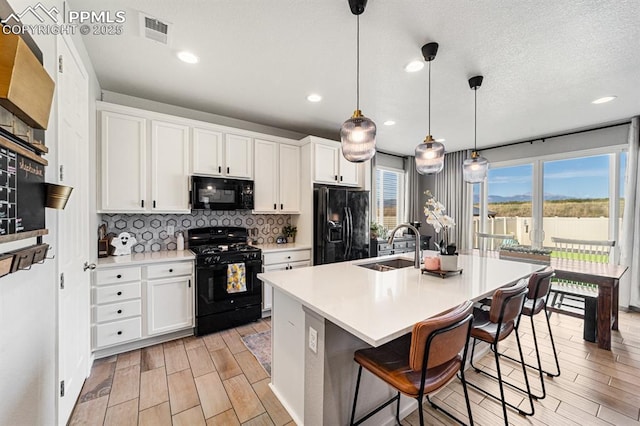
[255,243,312,253]
[97,250,196,268]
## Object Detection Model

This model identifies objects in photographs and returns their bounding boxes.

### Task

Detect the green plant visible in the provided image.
[370,222,388,239]
[282,225,297,238]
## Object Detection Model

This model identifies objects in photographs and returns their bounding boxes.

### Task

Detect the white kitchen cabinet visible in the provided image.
[92,258,194,353]
[254,139,300,213]
[261,248,311,312]
[98,106,190,213]
[313,140,360,187]
[225,134,253,179]
[147,276,193,335]
[100,110,147,212]
[151,121,190,212]
[191,127,223,176]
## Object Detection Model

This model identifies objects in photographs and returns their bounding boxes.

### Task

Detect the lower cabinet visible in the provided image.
[147,276,193,335]
[261,248,311,312]
[92,260,194,352]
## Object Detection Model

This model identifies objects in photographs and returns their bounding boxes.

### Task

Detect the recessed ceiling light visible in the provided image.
[435,138,445,142]
[177,51,199,64]
[404,60,424,73]
[592,96,617,104]
[383,120,396,126]
[307,94,322,102]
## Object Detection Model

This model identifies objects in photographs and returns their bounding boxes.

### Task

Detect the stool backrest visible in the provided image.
[551,237,615,263]
[490,279,528,324]
[527,267,555,300]
[409,300,473,371]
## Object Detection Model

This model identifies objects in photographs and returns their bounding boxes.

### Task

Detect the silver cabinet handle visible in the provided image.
[83,262,96,271]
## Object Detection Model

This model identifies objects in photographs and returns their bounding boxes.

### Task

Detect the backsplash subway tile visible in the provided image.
[101,211,292,253]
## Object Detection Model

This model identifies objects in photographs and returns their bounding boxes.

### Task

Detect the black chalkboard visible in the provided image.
[0,147,44,235]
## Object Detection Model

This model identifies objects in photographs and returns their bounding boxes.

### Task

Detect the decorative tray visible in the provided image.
[421,268,463,279]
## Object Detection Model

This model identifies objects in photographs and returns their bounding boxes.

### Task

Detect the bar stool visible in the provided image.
[350,301,474,426]
[466,280,533,425]
[497,267,560,400]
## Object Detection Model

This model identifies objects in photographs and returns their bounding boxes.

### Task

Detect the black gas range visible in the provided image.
[187,227,262,336]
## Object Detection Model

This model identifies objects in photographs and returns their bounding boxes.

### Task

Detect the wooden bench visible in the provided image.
[547,237,615,342]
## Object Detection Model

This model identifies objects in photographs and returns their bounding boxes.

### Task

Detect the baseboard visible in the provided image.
[269,382,303,426]
[92,328,194,359]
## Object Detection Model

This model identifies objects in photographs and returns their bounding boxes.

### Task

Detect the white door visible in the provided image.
[99,111,146,211]
[56,35,90,425]
[151,121,190,212]
[254,139,278,212]
[225,134,253,179]
[314,143,339,184]
[192,127,223,176]
[339,154,359,186]
[279,144,300,213]
[147,277,193,335]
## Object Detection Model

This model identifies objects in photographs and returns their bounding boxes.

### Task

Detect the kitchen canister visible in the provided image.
[176,232,185,251]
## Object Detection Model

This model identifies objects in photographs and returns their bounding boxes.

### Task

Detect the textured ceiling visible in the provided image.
[73,0,640,155]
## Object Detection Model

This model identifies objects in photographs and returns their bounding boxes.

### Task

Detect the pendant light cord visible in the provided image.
[427,60,431,136]
[356,14,360,111]
[474,86,477,151]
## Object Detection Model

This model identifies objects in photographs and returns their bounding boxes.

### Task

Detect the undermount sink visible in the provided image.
[357,258,415,272]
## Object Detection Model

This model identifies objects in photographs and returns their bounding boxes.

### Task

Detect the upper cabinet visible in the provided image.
[150,121,190,212]
[312,139,360,187]
[190,129,253,180]
[191,127,223,176]
[225,134,253,179]
[100,110,147,212]
[98,105,189,213]
[254,139,300,214]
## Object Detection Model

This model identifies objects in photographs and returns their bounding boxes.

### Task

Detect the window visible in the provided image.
[375,167,405,230]
[476,148,627,251]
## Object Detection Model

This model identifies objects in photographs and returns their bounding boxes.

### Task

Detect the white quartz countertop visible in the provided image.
[258,252,544,347]
[97,250,195,268]
[254,243,312,253]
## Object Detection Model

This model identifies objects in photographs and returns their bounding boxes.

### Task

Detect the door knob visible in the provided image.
[83,262,96,271]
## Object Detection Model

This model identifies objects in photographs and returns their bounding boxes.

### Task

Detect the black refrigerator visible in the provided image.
[314,186,370,265]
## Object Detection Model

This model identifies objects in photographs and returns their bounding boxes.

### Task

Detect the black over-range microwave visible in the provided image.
[191,176,254,210]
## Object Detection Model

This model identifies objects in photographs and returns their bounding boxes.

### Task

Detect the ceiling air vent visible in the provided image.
[139,13,171,45]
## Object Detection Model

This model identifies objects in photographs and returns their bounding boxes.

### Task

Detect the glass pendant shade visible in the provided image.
[341,110,376,162]
[463,153,489,183]
[415,137,445,174]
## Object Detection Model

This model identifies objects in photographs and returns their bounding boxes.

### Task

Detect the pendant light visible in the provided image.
[463,75,489,183]
[415,42,445,174]
[340,0,376,163]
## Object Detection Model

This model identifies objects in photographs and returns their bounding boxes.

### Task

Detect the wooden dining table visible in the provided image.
[550,258,628,350]
[472,249,628,350]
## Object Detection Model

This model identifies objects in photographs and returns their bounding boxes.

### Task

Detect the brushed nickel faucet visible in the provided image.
[387,223,421,268]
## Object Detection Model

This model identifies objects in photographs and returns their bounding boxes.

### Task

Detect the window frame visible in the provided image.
[374,165,406,230]
[478,144,627,258]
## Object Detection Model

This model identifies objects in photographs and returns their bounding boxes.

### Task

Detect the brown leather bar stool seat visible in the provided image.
[498,267,560,399]
[467,279,534,425]
[350,301,475,426]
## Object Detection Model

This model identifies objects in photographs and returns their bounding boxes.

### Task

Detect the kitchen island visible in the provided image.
[258,252,544,425]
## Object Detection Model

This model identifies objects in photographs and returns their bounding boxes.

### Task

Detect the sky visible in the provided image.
[487,153,627,199]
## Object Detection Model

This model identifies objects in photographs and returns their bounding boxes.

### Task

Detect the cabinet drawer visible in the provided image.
[263,249,311,265]
[146,261,193,280]
[95,299,142,323]
[377,243,392,251]
[95,282,141,304]
[95,317,142,348]
[95,266,141,285]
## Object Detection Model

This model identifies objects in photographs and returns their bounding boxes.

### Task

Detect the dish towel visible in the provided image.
[227,263,247,293]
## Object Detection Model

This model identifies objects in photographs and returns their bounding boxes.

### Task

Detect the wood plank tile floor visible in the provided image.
[70,311,640,425]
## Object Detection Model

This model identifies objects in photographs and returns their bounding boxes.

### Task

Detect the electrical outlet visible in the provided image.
[167,225,175,236]
[308,326,318,353]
